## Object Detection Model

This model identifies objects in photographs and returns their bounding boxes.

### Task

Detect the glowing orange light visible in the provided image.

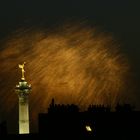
[0,24,129,132]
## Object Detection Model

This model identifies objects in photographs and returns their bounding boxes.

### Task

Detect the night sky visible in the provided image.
[0,0,140,133]
[0,1,139,80]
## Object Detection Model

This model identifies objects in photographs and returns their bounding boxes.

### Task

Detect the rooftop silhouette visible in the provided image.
[0,98,140,139]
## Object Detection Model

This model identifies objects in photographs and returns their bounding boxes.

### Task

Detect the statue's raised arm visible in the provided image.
[18,62,26,80]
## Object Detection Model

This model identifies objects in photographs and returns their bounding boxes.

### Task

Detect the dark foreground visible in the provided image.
[0,102,140,139]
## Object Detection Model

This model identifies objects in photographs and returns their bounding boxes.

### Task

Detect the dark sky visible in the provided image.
[0,0,140,72]
[0,1,140,98]
[0,1,139,97]
[0,0,140,133]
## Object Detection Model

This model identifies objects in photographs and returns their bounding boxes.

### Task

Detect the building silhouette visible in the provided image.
[0,99,140,139]
[0,121,7,135]
[38,99,140,139]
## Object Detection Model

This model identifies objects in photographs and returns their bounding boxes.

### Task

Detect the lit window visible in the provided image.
[85,125,92,132]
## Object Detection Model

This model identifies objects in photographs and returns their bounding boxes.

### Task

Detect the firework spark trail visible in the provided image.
[0,25,129,132]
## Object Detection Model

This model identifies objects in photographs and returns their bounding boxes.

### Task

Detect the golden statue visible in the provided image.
[19,62,26,80]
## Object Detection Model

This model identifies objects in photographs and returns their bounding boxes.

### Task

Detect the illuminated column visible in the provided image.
[15,62,31,134]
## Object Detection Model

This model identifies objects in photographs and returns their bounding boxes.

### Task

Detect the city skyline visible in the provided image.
[0,0,140,134]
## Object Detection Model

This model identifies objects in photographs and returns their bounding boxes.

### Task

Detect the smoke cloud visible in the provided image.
[0,24,130,133]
